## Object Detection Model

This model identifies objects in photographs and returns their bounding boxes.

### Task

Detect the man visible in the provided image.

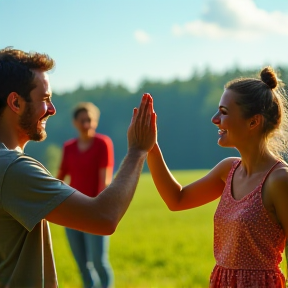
[57,102,115,288]
[0,47,156,288]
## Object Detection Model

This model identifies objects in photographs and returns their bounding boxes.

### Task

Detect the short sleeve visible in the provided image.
[99,136,114,168]
[1,156,75,231]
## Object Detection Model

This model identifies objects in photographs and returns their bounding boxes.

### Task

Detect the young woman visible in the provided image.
[147,67,288,287]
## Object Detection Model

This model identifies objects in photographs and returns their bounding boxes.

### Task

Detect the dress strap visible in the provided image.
[259,160,281,187]
[225,159,241,187]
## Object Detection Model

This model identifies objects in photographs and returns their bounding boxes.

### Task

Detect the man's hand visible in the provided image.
[127,93,157,153]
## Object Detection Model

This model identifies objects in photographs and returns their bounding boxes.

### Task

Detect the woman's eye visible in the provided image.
[220,110,227,115]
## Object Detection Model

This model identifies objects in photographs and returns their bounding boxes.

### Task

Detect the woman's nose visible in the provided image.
[211,111,220,124]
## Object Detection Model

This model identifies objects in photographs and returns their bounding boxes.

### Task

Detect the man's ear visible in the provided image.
[249,114,262,129]
[6,92,22,113]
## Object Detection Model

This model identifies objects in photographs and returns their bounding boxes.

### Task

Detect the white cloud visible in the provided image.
[134,30,151,44]
[172,0,288,41]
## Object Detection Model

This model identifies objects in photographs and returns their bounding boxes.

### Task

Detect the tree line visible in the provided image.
[25,66,288,174]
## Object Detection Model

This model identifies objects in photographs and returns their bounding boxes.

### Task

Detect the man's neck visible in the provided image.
[0,137,26,152]
[0,109,28,151]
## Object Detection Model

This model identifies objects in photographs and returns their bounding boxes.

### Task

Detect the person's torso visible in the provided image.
[64,134,111,197]
[214,160,286,271]
[0,143,58,287]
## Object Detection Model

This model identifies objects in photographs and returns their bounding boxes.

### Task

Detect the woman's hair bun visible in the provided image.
[260,66,277,89]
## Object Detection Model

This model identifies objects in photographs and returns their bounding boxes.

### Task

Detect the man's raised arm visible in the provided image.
[46,93,157,235]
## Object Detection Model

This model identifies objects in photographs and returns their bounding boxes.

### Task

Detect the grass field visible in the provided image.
[50,170,287,288]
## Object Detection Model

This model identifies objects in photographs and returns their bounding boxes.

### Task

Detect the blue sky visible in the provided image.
[1,0,287,94]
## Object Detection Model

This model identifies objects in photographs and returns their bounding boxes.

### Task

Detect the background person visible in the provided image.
[147,67,288,287]
[57,102,114,288]
[0,47,156,288]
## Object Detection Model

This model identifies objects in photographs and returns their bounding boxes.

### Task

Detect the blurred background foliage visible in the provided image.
[25,66,288,174]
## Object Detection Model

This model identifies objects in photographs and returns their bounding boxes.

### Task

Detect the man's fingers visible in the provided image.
[141,94,153,126]
[144,100,153,126]
[127,92,156,152]
[130,108,138,125]
[133,107,138,117]
[137,93,150,121]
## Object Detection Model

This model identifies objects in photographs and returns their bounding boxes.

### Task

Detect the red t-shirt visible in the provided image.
[59,134,114,197]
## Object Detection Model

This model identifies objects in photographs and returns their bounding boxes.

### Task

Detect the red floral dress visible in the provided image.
[210,160,286,288]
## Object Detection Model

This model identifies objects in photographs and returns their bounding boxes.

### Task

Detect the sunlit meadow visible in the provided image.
[51,170,287,288]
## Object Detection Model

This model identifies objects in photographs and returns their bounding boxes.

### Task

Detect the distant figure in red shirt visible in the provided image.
[57,102,114,288]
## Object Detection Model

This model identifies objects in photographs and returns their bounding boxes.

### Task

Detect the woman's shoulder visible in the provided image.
[264,162,288,224]
[268,161,288,182]
[210,157,241,183]
[265,161,288,197]
[217,157,241,169]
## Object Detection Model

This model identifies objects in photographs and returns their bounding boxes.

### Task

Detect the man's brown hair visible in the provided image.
[0,47,55,115]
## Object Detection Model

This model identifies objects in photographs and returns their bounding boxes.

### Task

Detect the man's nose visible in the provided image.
[48,102,56,116]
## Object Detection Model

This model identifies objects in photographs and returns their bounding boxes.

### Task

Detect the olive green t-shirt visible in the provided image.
[0,143,75,288]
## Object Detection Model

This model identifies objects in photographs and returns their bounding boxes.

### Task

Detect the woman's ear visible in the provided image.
[249,114,262,129]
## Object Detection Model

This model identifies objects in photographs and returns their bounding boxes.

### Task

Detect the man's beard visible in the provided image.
[19,102,47,142]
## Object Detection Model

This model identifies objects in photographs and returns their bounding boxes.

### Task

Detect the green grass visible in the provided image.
[50,170,287,288]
